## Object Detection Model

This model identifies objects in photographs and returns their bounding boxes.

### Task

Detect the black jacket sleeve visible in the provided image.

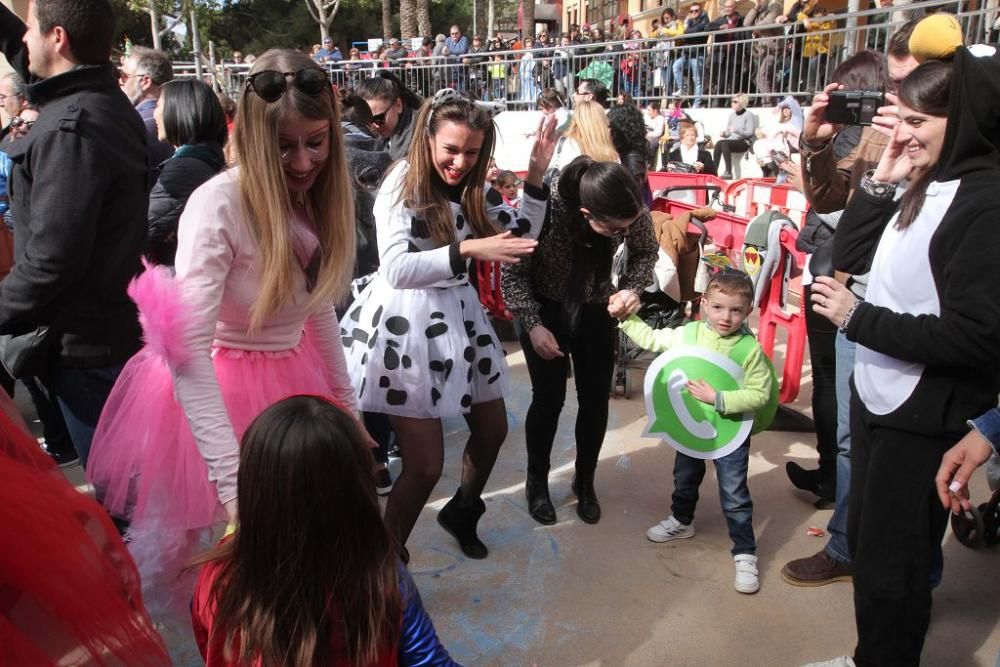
[832,187,896,275]
[700,149,717,175]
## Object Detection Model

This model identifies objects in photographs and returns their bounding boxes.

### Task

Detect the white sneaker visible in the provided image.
[801,658,856,667]
[733,554,760,594]
[646,515,695,543]
[672,89,683,97]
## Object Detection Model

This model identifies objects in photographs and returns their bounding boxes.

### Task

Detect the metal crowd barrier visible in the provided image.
[186,0,996,106]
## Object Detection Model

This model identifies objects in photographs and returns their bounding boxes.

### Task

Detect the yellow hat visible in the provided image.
[908,13,964,62]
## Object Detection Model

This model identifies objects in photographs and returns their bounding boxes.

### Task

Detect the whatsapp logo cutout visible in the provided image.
[642,346,752,460]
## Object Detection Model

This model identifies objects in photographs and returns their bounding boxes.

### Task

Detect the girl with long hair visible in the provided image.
[807,51,1000,665]
[339,89,557,560]
[501,157,657,525]
[548,100,619,176]
[191,395,455,666]
[88,49,362,617]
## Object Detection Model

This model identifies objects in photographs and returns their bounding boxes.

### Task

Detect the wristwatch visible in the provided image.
[860,169,897,199]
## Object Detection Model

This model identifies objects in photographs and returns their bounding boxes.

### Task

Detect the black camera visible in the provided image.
[825,90,885,126]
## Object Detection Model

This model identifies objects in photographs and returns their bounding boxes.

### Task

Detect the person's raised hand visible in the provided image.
[460,231,537,264]
[872,122,912,184]
[810,275,858,328]
[526,113,558,187]
[936,429,994,513]
[528,325,564,360]
[869,92,900,139]
[607,289,641,320]
[802,82,844,143]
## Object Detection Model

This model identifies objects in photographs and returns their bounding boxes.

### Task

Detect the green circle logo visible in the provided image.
[642,346,753,459]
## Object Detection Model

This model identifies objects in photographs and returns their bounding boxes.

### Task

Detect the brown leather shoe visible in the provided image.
[781,550,852,587]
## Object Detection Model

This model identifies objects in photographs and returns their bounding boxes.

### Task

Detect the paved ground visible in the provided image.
[28,340,1000,666]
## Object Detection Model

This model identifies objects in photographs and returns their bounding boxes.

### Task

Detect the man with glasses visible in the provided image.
[0,71,28,144]
[445,24,469,57]
[671,3,710,108]
[0,0,149,468]
[573,78,610,108]
[119,45,174,165]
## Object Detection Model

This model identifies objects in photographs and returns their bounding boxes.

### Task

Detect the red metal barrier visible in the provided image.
[652,197,807,404]
[647,172,728,206]
[724,178,810,228]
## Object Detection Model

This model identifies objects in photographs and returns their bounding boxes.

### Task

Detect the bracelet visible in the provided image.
[839,301,860,334]
[859,169,897,199]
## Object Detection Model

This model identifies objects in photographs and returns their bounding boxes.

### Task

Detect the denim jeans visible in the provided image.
[659,64,673,96]
[51,364,123,468]
[824,331,855,563]
[671,54,704,107]
[672,438,756,555]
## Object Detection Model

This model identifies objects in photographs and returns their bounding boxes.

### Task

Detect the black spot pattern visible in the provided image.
[456,273,466,281]
[350,305,362,321]
[367,329,379,349]
[387,389,408,405]
[360,377,366,397]
[460,394,473,408]
[429,360,445,372]
[463,346,475,362]
[431,388,442,405]
[410,217,430,238]
[379,376,391,388]
[456,214,466,230]
[476,334,493,347]
[402,355,412,369]
[478,358,492,375]
[407,241,420,253]
[467,367,474,383]
[444,359,454,379]
[496,210,511,226]
[384,347,400,370]
[351,329,369,345]
[465,320,476,337]
[386,316,410,335]
[341,335,352,348]
[387,339,400,348]
[515,218,532,236]
[488,372,501,385]
[371,305,384,327]
[431,311,445,319]
[425,322,449,338]
[361,353,368,366]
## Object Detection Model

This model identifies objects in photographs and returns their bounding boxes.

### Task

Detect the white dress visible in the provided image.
[342,162,547,418]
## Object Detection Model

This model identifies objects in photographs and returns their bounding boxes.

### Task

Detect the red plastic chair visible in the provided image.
[476,260,512,320]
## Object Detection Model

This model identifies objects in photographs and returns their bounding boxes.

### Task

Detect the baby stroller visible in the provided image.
[611,208,712,398]
[951,456,1000,549]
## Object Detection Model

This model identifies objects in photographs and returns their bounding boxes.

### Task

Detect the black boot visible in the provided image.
[786,462,836,504]
[437,488,488,559]
[526,474,557,525]
[571,472,601,524]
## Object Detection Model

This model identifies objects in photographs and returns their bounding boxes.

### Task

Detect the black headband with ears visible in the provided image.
[426,88,505,134]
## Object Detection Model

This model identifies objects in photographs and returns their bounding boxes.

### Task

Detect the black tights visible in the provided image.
[713,138,750,174]
[385,398,508,547]
[804,284,839,474]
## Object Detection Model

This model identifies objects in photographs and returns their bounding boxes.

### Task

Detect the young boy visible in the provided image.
[494,170,521,209]
[617,271,772,594]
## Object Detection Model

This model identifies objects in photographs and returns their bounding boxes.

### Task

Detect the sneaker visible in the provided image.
[734,554,760,594]
[374,467,393,496]
[801,657,856,667]
[672,89,683,97]
[40,442,79,469]
[782,550,852,587]
[646,515,695,543]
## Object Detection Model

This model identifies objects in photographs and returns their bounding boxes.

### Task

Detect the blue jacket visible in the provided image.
[970,408,1000,456]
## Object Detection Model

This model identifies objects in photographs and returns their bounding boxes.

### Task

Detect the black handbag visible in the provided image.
[0,326,57,379]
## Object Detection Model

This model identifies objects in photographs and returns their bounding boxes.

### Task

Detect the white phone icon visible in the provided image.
[668,370,717,440]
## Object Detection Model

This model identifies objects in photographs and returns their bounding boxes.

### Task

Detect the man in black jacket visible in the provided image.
[0,0,148,467]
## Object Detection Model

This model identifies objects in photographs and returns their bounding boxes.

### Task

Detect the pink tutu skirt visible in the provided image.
[87,337,336,618]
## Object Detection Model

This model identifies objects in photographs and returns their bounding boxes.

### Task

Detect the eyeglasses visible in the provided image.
[689,8,701,13]
[10,116,34,130]
[450,31,460,36]
[279,135,329,163]
[246,68,329,103]
[586,208,645,237]
[370,104,396,126]
[118,70,144,82]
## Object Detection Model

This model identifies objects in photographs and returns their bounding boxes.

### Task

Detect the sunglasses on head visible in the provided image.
[246,68,328,103]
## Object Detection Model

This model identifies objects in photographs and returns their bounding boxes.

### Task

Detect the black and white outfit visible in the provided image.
[342,161,548,418]
[666,144,717,176]
[832,47,1000,666]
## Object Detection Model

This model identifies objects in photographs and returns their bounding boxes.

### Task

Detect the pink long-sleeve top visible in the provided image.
[173,169,357,505]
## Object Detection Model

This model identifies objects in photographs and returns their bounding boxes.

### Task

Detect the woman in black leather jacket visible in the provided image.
[147,80,227,266]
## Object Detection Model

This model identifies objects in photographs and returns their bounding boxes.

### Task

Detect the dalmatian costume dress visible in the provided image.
[341,156,548,419]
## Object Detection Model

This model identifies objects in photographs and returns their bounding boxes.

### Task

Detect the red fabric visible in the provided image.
[192,552,398,667]
[0,407,169,666]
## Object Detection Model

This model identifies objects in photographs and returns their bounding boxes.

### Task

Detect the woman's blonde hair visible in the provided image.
[400,96,498,244]
[233,49,355,329]
[565,101,619,162]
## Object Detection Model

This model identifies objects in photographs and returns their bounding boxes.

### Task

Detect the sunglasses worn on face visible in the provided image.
[246,68,328,103]
[10,116,34,130]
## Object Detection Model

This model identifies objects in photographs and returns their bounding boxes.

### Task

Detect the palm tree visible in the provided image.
[400,0,418,39]
[417,0,432,38]
[382,0,392,39]
[521,0,534,41]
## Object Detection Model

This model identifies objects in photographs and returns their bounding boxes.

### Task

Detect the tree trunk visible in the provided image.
[400,0,418,39]
[382,0,393,39]
[318,1,328,41]
[521,0,534,40]
[416,0,431,38]
[149,1,162,50]
[487,0,495,38]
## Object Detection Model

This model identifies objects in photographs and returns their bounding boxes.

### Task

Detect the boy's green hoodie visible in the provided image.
[619,316,772,416]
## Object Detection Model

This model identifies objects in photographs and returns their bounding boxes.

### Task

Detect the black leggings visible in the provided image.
[519,299,617,478]
[713,138,750,173]
[804,284,839,474]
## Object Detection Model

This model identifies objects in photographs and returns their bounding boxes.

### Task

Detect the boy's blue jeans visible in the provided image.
[672,438,756,555]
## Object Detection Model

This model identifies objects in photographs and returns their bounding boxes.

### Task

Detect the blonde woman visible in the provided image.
[88,50,361,613]
[549,100,619,174]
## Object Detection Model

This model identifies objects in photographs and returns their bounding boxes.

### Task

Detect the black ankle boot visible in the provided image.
[437,488,488,559]
[526,474,557,525]
[786,462,835,502]
[571,473,601,524]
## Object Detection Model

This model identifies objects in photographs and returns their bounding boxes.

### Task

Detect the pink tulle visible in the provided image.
[128,260,194,367]
[87,337,340,619]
